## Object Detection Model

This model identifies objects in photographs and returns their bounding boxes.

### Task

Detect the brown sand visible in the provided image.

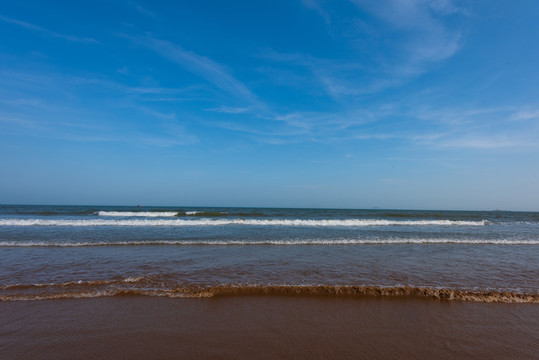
[0,296,537,359]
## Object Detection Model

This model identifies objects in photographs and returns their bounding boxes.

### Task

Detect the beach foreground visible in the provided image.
[1,295,537,359]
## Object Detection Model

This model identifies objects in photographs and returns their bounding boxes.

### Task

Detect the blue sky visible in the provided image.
[1,0,538,210]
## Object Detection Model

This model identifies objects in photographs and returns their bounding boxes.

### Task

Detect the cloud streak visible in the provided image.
[130,36,260,107]
[204,106,253,114]
[0,15,99,44]
[0,68,199,148]
[352,0,463,68]
[294,0,464,98]
[127,1,156,17]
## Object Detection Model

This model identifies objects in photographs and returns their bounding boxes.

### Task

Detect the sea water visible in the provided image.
[0,205,537,301]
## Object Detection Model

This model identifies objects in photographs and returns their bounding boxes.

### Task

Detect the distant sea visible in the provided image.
[1,205,538,302]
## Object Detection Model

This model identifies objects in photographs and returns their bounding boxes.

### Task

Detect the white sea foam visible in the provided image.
[97,211,178,217]
[0,239,536,247]
[0,218,489,227]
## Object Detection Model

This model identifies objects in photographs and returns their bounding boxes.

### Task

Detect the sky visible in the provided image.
[0,0,538,210]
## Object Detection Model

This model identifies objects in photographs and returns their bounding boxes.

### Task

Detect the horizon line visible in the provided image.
[0,203,533,213]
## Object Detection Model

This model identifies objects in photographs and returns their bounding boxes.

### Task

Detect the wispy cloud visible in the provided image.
[272,108,375,132]
[206,120,307,138]
[129,35,261,107]
[208,107,381,142]
[205,105,253,114]
[0,70,201,102]
[294,0,464,98]
[509,110,539,121]
[255,100,538,150]
[3,64,535,151]
[301,0,331,24]
[127,1,156,17]
[0,15,99,44]
[1,111,197,147]
[438,137,519,149]
[130,104,177,120]
[402,105,539,150]
[0,68,200,147]
[258,49,372,99]
[0,115,47,131]
[0,98,43,107]
[350,0,463,68]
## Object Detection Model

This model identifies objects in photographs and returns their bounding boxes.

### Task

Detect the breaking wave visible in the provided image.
[0,218,489,227]
[97,210,266,217]
[97,211,179,217]
[1,280,537,303]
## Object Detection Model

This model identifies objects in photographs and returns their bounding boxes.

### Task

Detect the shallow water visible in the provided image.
[0,205,538,301]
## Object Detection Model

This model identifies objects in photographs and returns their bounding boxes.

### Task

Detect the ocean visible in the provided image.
[1,205,537,302]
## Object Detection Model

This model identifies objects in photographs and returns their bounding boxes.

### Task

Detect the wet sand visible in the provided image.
[1,296,537,359]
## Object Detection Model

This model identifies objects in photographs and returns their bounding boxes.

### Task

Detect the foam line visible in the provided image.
[1,284,537,303]
[97,211,179,217]
[0,218,489,227]
[0,239,536,247]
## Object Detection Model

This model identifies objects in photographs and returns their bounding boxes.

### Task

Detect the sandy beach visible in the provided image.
[1,295,537,359]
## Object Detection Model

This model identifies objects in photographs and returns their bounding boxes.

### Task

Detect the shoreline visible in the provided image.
[2,284,538,303]
[1,295,537,359]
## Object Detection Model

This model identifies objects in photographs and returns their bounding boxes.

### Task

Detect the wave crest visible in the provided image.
[0,218,489,227]
[97,211,179,217]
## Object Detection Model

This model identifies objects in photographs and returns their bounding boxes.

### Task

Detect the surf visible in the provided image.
[0,218,490,227]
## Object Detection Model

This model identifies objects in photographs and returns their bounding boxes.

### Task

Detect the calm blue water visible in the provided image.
[0,205,538,300]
